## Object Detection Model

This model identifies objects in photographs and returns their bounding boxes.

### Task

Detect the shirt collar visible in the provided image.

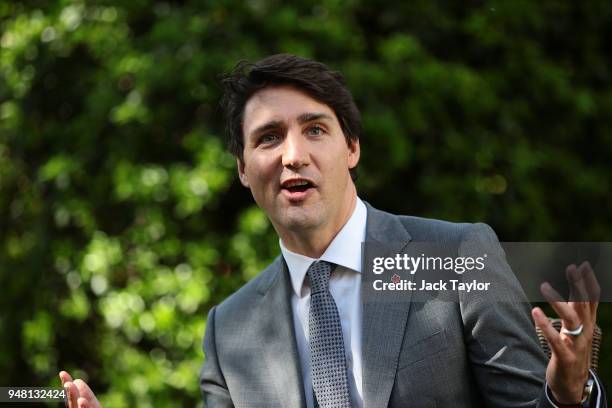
[280,197,367,297]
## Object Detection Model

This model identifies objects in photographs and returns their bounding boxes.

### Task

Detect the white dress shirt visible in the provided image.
[280,197,366,408]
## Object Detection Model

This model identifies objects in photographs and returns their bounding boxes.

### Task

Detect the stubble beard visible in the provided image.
[277,200,326,232]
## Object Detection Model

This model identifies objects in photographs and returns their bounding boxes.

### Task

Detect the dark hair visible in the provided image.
[220,53,361,180]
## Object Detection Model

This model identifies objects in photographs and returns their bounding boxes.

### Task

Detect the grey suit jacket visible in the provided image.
[200,204,603,407]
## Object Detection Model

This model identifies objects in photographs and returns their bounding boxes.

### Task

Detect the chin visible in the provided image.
[279,206,324,231]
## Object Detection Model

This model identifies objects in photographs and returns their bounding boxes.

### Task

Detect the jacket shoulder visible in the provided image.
[379,206,495,242]
[214,255,283,316]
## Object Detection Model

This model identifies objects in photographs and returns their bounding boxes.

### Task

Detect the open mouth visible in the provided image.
[281,179,315,194]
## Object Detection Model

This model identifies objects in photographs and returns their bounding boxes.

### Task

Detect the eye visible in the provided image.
[259,133,279,144]
[306,125,324,136]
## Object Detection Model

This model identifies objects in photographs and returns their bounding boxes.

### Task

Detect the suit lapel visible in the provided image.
[362,203,413,408]
[255,204,413,408]
[259,258,307,408]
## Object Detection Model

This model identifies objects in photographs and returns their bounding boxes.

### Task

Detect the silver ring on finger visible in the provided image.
[561,324,584,337]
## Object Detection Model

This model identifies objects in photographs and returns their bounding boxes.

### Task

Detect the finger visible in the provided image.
[550,301,582,332]
[578,261,600,318]
[541,283,581,330]
[567,264,589,302]
[64,381,80,408]
[540,281,564,302]
[59,371,73,387]
[73,379,98,403]
[78,397,89,408]
[566,265,590,326]
[532,307,567,357]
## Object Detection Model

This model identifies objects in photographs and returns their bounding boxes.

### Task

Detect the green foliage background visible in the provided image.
[1,0,611,405]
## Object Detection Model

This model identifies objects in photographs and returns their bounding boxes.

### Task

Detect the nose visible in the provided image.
[281,131,310,169]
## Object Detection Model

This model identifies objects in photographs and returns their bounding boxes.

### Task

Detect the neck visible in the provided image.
[278,190,357,258]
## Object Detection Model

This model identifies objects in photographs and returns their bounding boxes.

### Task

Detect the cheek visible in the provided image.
[246,161,275,191]
[328,151,351,180]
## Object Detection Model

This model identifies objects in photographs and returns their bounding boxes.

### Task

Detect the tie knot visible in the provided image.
[307,261,334,294]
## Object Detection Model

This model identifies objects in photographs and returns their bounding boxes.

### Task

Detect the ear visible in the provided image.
[347,138,360,169]
[237,158,250,187]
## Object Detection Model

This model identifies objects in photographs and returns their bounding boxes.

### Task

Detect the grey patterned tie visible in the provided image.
[308,261,352,408]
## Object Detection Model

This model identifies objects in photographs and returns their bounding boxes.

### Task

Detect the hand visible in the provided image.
[531,261,600,404]
[59,371,102,408]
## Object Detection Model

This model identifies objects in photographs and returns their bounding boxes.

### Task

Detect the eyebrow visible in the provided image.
[297,112,334,124]
[248,112,334,138]
[249,121,283,139]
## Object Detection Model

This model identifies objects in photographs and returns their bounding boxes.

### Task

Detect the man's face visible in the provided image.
[238,85,360,236]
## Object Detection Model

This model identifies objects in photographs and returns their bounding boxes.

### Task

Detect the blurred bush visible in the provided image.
[1,1,611,405]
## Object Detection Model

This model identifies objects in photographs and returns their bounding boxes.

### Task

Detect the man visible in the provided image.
[60,54,605,407]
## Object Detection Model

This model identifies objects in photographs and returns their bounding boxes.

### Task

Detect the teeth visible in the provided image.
[284,180,309,188]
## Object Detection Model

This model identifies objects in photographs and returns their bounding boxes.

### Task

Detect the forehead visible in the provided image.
[242,85,336,135]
